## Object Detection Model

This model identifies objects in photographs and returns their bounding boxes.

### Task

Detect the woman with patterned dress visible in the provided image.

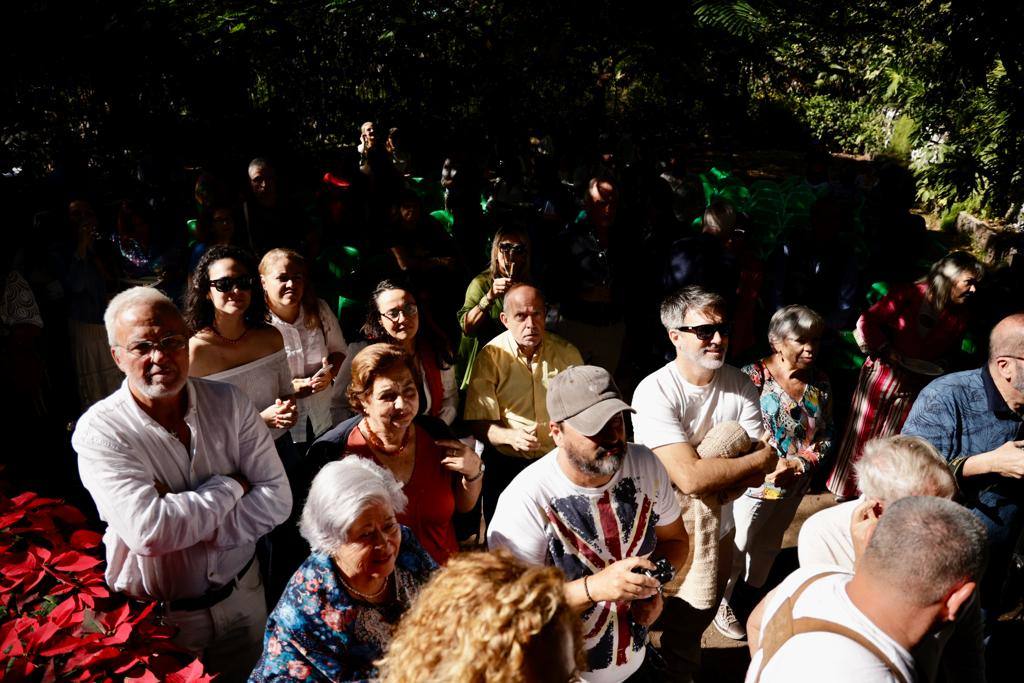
[826,251,982,500]
[249,458,436,682]
[715,306,833,641]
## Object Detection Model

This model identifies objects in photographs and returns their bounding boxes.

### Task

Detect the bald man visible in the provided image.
[464,284,583,523]
[903,312,1024,625]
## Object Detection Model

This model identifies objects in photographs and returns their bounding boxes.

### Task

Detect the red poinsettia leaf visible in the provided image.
[164,658,213,683]
[84,583,109,598]
[9,492,39,507]
[49,505,87,526]
[114,654,147,675]
[99,622,133,646]
[98,602,131,631]
[69,530,103,550]
[2,552,39,577]
[50,551,103,573]
[38,631,100,657]
[0,511,26,529]
[46,596,81,627]
[65,644,122,670]
[5,656,37,679]
[0,620,26,657]
[24,620,61,651]
[124,670,161,683]
[33,546,52,563]
[129,601,156,625]
[40,658,59,683]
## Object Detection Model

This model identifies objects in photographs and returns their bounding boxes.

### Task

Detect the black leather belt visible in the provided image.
[166,555,255,613]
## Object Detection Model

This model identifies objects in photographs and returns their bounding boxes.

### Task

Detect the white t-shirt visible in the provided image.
[631,361,762,533]
[746,567,915,683]
[487,445,681,683]
[797,498,860,570]
[797,500,985,683]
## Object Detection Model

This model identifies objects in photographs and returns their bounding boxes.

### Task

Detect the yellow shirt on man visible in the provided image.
[464,330,583,458]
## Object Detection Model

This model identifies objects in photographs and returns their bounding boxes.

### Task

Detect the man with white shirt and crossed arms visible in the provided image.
[72,287,291,682]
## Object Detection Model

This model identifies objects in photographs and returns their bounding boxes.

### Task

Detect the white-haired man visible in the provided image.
[72,287,291,681]
[798,435,983,683]
[748,496,987,683]
[631,285,776,677]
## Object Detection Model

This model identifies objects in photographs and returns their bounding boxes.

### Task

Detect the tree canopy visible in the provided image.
[4,1,1022,221]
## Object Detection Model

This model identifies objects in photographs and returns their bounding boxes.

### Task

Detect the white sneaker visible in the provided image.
[713,599,746,640]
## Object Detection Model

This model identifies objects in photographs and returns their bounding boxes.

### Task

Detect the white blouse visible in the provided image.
[269,298,348,442]
[206,349,293,439]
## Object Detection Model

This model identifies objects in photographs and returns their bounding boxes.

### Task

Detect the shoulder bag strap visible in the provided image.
[755,571,907,683]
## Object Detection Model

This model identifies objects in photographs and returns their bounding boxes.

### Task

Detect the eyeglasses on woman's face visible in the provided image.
[380,302,418,323]
[499,242,527,256]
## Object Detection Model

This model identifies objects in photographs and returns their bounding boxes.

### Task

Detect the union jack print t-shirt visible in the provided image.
[487,445,681,683]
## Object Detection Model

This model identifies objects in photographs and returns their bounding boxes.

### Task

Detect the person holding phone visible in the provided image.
[456,227,531,387]
[259,248,347,455]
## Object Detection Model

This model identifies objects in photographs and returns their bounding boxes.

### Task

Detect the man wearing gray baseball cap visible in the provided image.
[488,365,689,683]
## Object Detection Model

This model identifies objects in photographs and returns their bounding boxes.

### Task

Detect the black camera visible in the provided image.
[632,557,674,586]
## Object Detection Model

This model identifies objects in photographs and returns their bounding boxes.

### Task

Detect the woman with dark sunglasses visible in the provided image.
[184,245,298,451]
[455,227,531,387]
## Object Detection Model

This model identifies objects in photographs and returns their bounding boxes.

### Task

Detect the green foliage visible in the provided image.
[2,0,1023,223]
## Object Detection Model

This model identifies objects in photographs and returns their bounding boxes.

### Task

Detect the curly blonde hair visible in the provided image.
[378,549,585,682]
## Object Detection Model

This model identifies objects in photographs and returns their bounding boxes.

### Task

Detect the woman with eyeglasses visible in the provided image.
[184,245,297,456]
[337,279,457,425]
[455,227,531,387]
[258,248,348,454]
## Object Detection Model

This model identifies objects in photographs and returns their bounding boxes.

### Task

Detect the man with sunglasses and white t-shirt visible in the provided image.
[72,287,291,682]
[631,285,777,681]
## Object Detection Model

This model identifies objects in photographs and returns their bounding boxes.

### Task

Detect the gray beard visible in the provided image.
[566,447,624,477]
[683,346,725,370]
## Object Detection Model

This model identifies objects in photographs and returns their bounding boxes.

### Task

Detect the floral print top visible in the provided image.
[249,527,436,682]
[742,359,833,500]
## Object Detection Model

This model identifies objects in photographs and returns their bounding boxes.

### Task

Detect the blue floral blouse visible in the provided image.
[742,360,833,500]
[249,527,437,682]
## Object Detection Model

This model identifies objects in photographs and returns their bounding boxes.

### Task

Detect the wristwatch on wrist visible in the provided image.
[464,462,486,483]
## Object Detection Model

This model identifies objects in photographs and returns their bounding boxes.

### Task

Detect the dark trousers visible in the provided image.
[482,444,533,525]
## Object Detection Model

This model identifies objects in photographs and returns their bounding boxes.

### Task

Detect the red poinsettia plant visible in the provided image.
[0,492,214,681]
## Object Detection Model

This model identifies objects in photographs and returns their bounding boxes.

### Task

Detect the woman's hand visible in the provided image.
[436,438,483,478]
[489,276,512,299]
[261,398,298,429]
[308,357,335,394]
[765,457,804,488]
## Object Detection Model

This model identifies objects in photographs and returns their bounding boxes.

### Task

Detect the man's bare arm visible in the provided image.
[652,441,777,496]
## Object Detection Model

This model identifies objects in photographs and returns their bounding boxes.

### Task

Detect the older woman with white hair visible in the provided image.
[249,458,437,682]
[715,305,834,641]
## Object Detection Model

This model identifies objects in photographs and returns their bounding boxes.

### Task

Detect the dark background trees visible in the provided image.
[3,0,1023,222]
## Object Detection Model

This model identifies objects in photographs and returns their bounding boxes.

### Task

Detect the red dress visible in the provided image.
[344,424,459,564]
[827,282,970,498]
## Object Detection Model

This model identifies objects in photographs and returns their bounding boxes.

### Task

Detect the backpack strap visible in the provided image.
[755,572,907,683]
